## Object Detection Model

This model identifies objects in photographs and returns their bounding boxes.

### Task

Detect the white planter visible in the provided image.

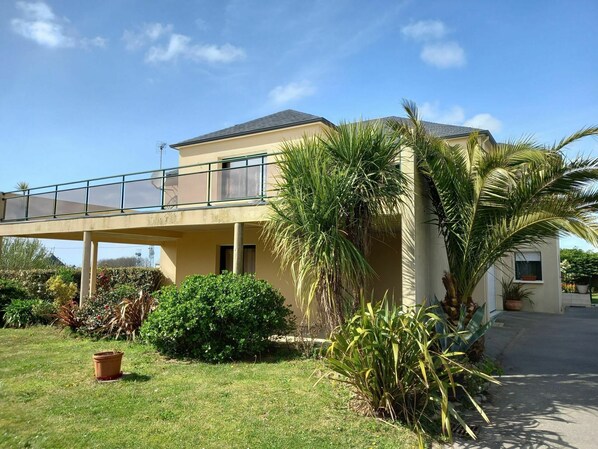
[576,284,589,294]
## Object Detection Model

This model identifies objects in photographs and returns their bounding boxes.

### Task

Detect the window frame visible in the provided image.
[514,251,543,283]
[220,154,267,201]
[219,244,257,274]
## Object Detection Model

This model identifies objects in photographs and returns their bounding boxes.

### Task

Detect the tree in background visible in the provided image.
[98,256,150,268]
[560,248,598,284]
[0,237,61,270]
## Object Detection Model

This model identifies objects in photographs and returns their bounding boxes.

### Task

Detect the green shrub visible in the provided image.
[4,299,53,328]
[0,269,77,301]
[0,278,30,323]
[325,301,497,447]
[141,273,294,362]
[0,267,163,302]
[46,275,78,308]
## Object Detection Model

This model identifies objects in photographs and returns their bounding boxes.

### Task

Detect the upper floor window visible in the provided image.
[221,155,265,200]
[515,251,542,281]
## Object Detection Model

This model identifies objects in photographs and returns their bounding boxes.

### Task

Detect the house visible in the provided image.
[0,110,562,318]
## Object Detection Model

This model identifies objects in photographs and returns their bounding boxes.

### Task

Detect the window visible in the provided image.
[515,251,542,281]
[219,245,256,274]
[221,155,265,200]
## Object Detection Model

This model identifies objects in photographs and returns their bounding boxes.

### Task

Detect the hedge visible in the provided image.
[0,267,164,301]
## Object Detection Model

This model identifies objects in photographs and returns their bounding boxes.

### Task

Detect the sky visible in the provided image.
[1,0,597,265]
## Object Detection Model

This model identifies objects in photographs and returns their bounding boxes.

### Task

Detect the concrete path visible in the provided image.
[452,307,598,449]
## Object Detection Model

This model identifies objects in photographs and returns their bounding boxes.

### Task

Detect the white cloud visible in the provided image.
[420,42,466,68]
[419,102,465,124]
[463,113,503,134]
[419,102,503,134]
[145,34,245,64]
[16,1,54,21]
[123,23,173,50]
[401,20,448,41]
[268,81,315,105]
[123,23,245,65]
[11,1,106,49]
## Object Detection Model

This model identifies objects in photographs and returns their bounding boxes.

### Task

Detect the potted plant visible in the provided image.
[93,351,123,381]
[574,276,590,294]
[501,278,534,311]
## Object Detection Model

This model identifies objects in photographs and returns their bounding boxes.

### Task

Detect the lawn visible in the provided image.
[0,327,416,449]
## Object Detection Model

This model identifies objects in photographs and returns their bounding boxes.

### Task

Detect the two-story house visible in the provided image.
[0,110,562,319]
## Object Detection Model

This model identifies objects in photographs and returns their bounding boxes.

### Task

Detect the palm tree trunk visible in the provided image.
[441,272,485,361]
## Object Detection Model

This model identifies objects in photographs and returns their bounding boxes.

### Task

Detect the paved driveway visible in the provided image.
[453,307,598,449]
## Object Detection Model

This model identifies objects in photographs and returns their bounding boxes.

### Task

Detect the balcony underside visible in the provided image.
[0,204,268,245]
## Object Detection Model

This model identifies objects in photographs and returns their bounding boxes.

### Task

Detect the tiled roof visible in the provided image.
[172,110,495,148]
[171,110,332,147]
[368,116,495,143]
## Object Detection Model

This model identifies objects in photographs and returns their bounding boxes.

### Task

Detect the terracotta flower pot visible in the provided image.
[93,351,123,381]
[504,299,523,311]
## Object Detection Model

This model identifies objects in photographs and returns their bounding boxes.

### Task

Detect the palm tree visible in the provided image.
[264,121,407,332]
[392,100,598,322]
[15,181,29,194]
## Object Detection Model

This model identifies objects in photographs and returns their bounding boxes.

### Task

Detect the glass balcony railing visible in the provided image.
[1,154,280,223]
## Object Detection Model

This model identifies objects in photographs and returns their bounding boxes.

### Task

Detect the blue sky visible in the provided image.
[1,0,597,265]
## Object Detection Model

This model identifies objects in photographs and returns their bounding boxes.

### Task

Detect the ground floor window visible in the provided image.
[515,251,542,281]
[219,245,256,274]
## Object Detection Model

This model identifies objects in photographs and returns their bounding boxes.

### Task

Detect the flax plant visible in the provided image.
[325,301,497,447]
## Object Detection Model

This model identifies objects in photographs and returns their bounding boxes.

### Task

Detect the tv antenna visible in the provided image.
[157,141,167,169]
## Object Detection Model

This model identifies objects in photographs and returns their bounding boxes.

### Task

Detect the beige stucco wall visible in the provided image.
[161,224,404,324]
[496,239,562,314]
[173,122,330,207]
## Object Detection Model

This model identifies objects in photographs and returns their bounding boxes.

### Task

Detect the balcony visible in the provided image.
[1,154,279,223]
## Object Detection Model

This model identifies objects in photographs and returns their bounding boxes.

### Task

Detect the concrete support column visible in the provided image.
[90,240,98,295]
[233,222,244,274]
[80,231,92,305]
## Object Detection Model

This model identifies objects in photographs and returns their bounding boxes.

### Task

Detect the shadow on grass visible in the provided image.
[121,372,151,382]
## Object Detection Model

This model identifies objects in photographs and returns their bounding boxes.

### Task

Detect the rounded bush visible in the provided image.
[141,273,294,362]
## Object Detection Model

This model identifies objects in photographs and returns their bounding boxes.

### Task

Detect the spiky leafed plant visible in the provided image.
[392,100,598,322]
[264,122,407,332]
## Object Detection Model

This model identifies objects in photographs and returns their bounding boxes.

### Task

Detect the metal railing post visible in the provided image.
[0,195,6,222]
[207,163,212,206]
[24,189,30,221]
[53,185,58,218]
[120,175,126,213]
[260,155,266,201]
[84,181,90,216]
[160,169,166,210]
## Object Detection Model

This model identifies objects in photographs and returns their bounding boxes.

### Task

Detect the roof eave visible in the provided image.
[442,130,497,145]
[171,117,334,149]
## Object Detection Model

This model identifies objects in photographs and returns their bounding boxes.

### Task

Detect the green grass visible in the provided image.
[591,293,598,304]
[0,327,416,449]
